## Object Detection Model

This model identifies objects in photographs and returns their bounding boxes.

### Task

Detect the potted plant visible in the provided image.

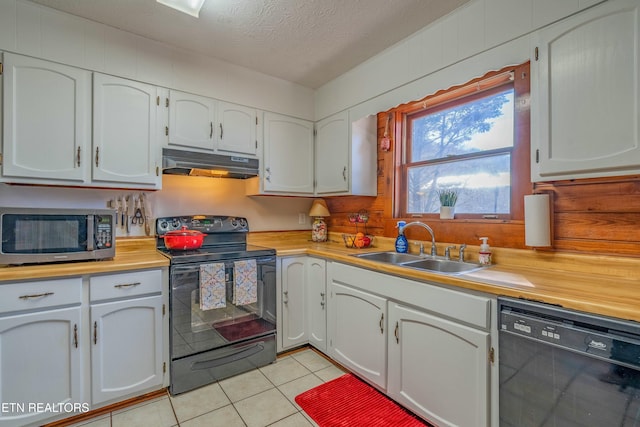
[437,188,458,219]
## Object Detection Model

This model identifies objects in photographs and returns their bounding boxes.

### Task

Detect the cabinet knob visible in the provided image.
[379,313,384,334]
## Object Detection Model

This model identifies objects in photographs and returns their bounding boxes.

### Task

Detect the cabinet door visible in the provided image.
[532,0,640,181]
[307,258,327,352]
[315,112,349,194]
[217,101,257,156]
[263,112,314,194]
[90,295,164,405]
[92,73,160,187]
[280,257,307,350]
[2,52,90,183]
[387,302,490,427]
[0,307,82,427]
[168,90,216,151]
[328,282,387,390]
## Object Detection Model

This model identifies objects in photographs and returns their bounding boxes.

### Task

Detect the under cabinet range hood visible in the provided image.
[162,148,259,179]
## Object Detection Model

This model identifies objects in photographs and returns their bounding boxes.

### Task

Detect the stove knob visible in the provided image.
[171,219,181,229]
[239,218,247,229]
[231,218,238,228]
[159,221,168,231]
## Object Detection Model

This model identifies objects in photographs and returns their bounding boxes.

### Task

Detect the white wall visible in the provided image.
[0,0,314,120]
[0,176,315,236]
[315,0,604,121]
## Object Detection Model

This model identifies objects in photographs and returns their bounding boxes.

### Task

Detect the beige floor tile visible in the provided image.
[300,411,320,427]
[111,397,176,427]
[234,388,297,427]
[66,413,111,427]
[314,365,347,382]
[179,404,246,427]
[219,369,275,402]
[276,374,324,410]
[268,412,313,427]
[259,356,311,386]
[290,350,332,372]
[170,382,231,423]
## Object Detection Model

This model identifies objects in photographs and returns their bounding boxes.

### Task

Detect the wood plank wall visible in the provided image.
[325,116,640,258]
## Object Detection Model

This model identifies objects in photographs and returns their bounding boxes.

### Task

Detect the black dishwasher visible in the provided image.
[498,297,640,427]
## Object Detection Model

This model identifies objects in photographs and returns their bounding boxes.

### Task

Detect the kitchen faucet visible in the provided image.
[402,221,437,256]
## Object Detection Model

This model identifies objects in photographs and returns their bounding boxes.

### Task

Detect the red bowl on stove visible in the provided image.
[163,226,204,250]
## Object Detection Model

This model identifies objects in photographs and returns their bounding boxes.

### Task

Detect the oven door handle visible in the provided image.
[190,342,266,371]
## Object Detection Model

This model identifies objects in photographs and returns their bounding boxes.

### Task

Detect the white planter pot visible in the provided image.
[440,206,455,219]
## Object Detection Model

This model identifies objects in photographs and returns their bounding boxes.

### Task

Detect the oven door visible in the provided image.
[170,256,276,360]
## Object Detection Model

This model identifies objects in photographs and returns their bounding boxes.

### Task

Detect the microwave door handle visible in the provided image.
[87,215,95,251]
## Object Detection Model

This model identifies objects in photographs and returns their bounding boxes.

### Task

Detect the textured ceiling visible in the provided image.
[29,0,470,89]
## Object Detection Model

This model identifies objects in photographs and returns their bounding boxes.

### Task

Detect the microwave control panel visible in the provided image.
[95,215,113,249]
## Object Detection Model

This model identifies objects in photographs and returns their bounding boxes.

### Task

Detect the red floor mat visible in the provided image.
[295,373,430,426]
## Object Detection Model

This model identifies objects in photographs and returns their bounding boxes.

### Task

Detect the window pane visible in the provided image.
[410,89,514,162]
[407,154,511,214]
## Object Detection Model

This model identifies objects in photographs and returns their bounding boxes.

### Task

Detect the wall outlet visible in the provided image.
[298,213,307,224]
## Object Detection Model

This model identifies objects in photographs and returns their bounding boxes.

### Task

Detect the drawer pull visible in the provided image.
[19,292,54,300]
[114,282,141,289]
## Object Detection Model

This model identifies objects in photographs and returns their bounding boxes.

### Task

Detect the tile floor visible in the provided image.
[67,348,346,427]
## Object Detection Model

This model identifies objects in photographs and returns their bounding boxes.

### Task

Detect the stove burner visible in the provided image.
[156,215,275,263]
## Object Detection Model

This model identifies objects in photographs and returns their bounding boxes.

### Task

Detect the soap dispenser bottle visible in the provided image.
[395,221,408,253]
[479,237,492,265]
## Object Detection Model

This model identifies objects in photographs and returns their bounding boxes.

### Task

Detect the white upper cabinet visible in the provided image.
[531,0,640,182]
[92,73,160,187]
[249,112,314,195]
[217,101,258,156]
[315,112,349,194]
[168,90,216,151]
[2,52,91,183]
[315,112,377,196]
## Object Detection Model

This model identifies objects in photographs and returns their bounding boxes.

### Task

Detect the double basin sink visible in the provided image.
[351,251,487,275]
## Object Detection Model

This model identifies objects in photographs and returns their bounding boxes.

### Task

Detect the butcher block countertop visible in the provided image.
[249,231,640,324]
[0,238,169,281]
[1,232,638,324]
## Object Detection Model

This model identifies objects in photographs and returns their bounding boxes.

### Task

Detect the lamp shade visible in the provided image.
[524,194,551,247]
[309,199,330,217]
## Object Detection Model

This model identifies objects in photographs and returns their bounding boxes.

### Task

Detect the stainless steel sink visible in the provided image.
[353,251,423,264]
[352,251,486,275]
[402,258,485,274]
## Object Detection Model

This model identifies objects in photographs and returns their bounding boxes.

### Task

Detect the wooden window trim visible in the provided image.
[392,62,531,220]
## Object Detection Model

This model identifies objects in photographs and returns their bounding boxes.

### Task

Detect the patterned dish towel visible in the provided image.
[233,259,258,306]
[200,263,226,310]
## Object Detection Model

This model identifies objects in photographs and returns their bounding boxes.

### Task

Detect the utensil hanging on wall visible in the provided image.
[381,114,391,151]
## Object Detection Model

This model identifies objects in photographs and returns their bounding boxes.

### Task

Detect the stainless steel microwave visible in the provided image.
[0,208,115,265]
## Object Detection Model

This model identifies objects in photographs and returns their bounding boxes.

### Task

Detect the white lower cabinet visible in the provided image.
[327,262,495,426]
[90,295,164,405]
[0,269,167,426]
[89,269,165,405]
[307,258,327,351]
[0,278,83,427]
[279,257,308,350]
[328,281,387,390]
[387,302,490,427]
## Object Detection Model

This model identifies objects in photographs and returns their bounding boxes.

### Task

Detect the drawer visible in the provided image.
[90,269,162,302]
[0,277,82,314]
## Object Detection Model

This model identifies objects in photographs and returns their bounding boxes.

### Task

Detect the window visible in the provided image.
[397,64,530,219]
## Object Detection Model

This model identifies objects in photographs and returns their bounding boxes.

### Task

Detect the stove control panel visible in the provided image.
[156,215,249,235]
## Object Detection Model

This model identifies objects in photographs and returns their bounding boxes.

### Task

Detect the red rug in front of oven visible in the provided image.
[295,373,431,426]
[213,318,274,341]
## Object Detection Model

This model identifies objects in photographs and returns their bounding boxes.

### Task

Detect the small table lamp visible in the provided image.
[309,199,330,242]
